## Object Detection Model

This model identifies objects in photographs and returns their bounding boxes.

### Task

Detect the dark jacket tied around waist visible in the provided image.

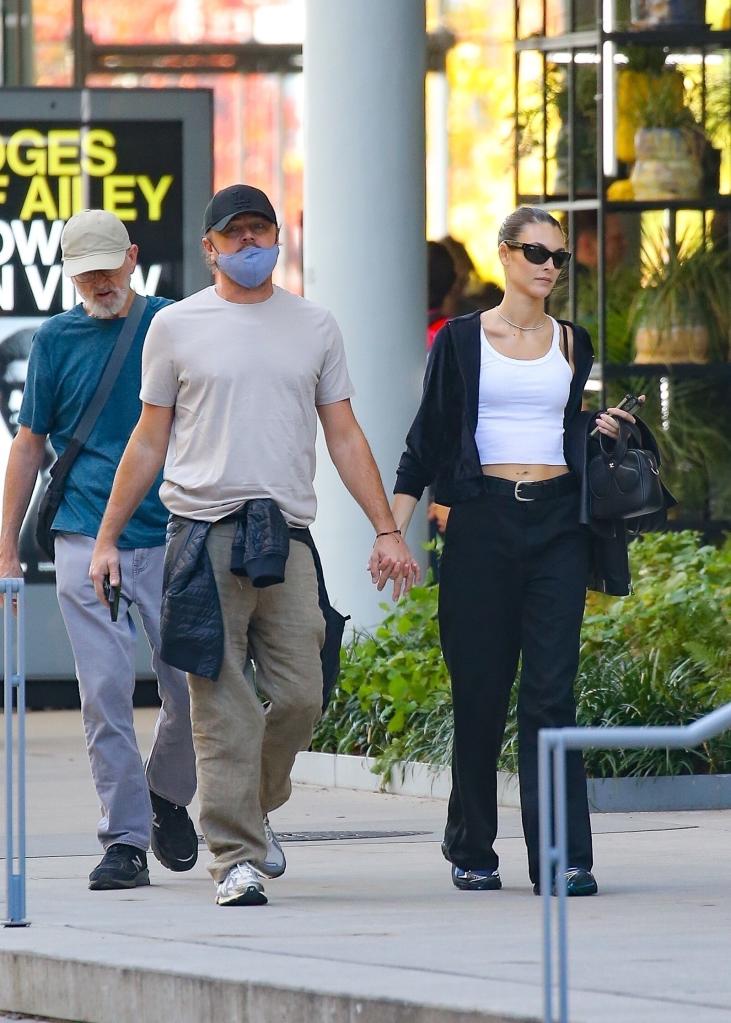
[394,312,675,597]
[160,498,348,707]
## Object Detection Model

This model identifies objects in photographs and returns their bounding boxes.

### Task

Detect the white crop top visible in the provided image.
[475,317,571,466]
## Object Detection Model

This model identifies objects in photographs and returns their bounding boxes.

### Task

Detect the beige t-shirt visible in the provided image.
[140,285,354,526]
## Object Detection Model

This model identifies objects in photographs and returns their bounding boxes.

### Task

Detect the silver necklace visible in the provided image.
[497,311,547,331]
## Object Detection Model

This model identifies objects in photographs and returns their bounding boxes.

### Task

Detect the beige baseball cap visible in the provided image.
[61,210,131,277]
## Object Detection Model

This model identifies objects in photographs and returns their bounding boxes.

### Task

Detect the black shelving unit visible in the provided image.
[514,0,731,533]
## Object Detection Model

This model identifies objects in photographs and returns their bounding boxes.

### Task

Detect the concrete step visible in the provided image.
[1,944,521,1023]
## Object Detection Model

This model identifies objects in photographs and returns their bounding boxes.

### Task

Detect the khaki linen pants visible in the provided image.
[188,523,325,882]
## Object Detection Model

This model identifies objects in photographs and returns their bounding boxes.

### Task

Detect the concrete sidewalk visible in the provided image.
[1,709,730,1023]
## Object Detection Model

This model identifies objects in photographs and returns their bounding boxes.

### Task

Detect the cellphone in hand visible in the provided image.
[590,393,644,438]
[103,573,121,623]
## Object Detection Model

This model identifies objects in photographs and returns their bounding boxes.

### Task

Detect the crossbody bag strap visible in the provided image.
[71,292,147,449]
[48,293,148,484]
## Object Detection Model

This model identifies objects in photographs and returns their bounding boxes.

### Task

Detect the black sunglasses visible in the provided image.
[503,240,572,269]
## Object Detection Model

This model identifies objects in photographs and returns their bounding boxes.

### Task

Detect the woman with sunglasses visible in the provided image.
[391,207,643,897]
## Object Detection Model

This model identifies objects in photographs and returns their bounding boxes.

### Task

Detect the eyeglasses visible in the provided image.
[73,267,124,284]
[503,240,572,269]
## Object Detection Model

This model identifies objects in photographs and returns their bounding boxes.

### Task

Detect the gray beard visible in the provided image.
[83,288,130,319]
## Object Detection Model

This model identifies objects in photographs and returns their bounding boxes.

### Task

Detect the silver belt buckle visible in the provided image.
[514,481,535,502]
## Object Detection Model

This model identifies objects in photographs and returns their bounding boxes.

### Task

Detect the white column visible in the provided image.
[304,0,427,630]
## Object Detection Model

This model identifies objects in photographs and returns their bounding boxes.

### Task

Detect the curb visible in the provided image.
[291,752,520,805]
[293,752,731,812]
[0,948,530,1023]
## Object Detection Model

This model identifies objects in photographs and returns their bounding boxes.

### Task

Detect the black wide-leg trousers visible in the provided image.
[438,483,593,884]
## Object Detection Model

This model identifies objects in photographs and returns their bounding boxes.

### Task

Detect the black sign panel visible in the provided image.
[0,119,184,316]
[0,89,212,590]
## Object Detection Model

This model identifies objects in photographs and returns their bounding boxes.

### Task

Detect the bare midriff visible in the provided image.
[481,463,571,483]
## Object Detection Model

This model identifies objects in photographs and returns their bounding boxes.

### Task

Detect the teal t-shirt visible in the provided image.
[19,296,172,548]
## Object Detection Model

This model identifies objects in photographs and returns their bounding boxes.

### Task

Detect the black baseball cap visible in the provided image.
[203,185,277,233]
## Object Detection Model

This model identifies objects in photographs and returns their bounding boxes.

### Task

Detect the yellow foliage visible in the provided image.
[607,179,634,201]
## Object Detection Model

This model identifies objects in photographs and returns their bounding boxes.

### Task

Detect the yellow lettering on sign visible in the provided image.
[7,129,46,176]
[103,175,137,220]
[47,130,81,176]
[0,174,8,204]
[83,129,117,176]
[19,177,58,220]
[138,175,173,221]
[57,175,84,220]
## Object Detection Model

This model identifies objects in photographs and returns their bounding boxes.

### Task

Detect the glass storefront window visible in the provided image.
[29,0,519,292]
[30,0,306,290]
[82,0,304,46]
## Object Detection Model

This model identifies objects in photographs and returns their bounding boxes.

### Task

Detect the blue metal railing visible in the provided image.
[2,578,29,927]
[539,700,731,1023]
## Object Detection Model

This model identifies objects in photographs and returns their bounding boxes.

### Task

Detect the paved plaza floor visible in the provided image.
[0,709,730,1022]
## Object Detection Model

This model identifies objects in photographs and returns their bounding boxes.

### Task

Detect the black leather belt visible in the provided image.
[480,473,578,502]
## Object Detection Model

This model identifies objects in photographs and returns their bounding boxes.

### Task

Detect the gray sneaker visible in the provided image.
[215,863,267,906]
[254,814,287,879]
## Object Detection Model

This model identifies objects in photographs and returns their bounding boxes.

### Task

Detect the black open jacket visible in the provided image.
[159,503,348,708]
[394,311,673,597]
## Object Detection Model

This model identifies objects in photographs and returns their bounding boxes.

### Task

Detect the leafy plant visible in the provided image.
[629,233,730,359]
[515,63,598,193]
[313,532,731,782]
[581,531,731,698]
[551,264,637,363]
[634,69,700,135]
[608,376,731,521]
[621,44,667,75]
[312,579,452,775]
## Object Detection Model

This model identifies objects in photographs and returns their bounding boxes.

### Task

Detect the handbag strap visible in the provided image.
[53,293,147,476]
[598,419,642,464]
[559,321,569,362]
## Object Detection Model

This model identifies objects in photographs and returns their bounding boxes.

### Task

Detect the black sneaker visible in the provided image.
[533,867,598,897]
[451,865,502,891]
[89,844,150,890]
[150,790,199,872]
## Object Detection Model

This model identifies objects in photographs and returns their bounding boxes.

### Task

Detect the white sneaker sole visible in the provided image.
[216,886,268,907]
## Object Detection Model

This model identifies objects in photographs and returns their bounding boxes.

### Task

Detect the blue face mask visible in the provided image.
[216,242,279,289]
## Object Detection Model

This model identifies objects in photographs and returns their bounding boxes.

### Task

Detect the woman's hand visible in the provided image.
[427,502,450,534]
[368,532,421,601]
[594,395,646,440]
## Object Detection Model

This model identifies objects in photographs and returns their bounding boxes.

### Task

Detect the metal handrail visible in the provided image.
[539,700,731,1023]
[2,578,29,927]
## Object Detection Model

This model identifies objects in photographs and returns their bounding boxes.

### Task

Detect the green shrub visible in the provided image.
[313,581,453,779]
[312,532,731,781]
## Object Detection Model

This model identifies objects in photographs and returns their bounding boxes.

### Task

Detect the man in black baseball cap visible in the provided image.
[203,184,277,233]
[92,180,419,910]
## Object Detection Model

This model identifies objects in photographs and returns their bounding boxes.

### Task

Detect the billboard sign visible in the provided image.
[0,119,184,317]
[0,88,212,678]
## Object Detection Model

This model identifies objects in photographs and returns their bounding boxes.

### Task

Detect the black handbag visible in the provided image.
[588,419,665,522]
[35,294,147,560]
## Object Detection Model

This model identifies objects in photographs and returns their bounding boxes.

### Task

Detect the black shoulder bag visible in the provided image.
[587,419,665,523]
[35,294,147,560]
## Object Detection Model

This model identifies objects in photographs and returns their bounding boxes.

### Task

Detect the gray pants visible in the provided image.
[55,533,196,852]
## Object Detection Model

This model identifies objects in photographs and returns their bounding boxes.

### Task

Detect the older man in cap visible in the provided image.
[89,184,419,907]
[0,210,197,890]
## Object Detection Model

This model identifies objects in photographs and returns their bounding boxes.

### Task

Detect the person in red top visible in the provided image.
[426,241,456,350]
